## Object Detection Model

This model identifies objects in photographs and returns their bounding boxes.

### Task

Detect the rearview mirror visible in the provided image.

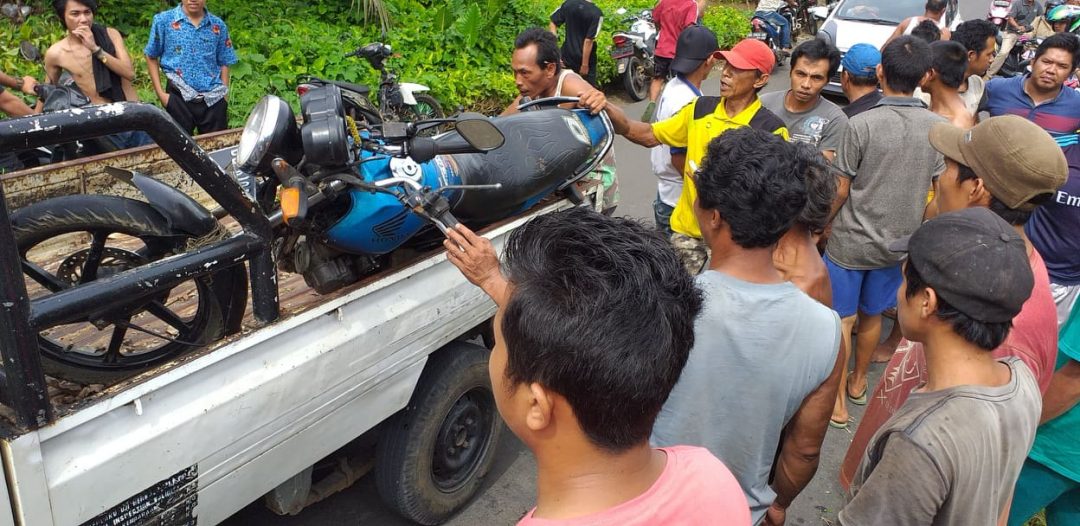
[455,115,504,152]
[19,40,41,63]
[809,6,830,19]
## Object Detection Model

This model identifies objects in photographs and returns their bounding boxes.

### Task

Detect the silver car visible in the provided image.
[816,0,963,95]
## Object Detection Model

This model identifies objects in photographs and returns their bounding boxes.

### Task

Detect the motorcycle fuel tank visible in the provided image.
[324,153,462,255]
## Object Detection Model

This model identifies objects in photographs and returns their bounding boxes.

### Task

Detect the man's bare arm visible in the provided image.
[671,152,687,176]
[103,28,136,81]
[768,339,844,520]
[549,21,559,35]
[1041,359,1080,424]
[884,18,910,45]
[444,224,509,308]
[579,89,660,147]
[827,175,851,222]
[0,71,22,91]
[145,56,169,106]
[221,66,230,96]
[0,90,34,117]
[43,49,62,84]
[580,39,594,76]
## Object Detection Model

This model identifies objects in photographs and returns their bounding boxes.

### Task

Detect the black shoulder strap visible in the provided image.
[693,96,721,120]
[748,106,787,133]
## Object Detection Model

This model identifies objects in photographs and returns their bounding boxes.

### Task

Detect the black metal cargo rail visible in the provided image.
[0,103,279,430]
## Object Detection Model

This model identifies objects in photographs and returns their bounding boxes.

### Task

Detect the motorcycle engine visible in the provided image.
[292,238,376,294]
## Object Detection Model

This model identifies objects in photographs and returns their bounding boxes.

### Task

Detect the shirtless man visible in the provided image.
[924,41,974,129]
[44,0,148,148]
[46,0,138,105]
[887,0,951,44]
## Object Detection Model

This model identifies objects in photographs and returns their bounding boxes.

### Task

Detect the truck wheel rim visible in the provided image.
[431,387,495,492]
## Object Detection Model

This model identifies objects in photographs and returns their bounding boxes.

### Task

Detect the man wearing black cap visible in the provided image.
[650,24,718,238]
[839,207,1042,526]
[839,115,1067,492]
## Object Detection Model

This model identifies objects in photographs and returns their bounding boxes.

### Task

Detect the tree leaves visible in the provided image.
[454,3,483,49]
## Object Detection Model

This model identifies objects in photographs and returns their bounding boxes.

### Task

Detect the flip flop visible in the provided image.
[829,417,849,430]
[846,379,868,406]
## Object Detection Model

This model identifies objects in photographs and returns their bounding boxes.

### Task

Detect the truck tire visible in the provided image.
[12,195,235,385]
[375,341,504,525]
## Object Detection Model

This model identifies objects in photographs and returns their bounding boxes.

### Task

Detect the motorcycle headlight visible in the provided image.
[236,95,300,172]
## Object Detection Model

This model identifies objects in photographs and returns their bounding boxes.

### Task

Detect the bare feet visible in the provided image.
[871,323,902,363]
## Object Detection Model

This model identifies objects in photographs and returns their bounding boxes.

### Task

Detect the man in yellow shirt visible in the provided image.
[581,37,788,274]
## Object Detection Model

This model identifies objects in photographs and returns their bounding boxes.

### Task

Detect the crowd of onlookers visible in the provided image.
[447,0,1080,524]
[4,0,1080,524]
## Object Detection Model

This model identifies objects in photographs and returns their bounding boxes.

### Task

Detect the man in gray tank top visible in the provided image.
[651,128,842,525]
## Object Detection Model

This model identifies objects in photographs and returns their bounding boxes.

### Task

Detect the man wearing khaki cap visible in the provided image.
[840,207,1042,526]
[839,115,1067,496]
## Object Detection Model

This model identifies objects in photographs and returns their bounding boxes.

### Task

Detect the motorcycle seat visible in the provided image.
[326,80,371,96]
[443,110,595,223]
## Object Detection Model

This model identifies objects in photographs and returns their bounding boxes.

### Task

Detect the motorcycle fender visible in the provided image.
[106,167,218,237]
[398,82,430,106]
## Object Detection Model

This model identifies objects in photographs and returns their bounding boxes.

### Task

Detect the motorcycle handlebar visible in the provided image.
[515,96,582,111]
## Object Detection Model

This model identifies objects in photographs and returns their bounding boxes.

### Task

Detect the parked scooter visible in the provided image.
[997,34,1042,78]
[749,12,789,68]
[788,0,821,36]
[988,0,1013,30]
[10,89,613,380]
[610,7,657,101]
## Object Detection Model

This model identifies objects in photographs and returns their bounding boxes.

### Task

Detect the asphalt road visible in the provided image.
[221,57,903,526]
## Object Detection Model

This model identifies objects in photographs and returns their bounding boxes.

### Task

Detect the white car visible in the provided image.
[815,0,963,95]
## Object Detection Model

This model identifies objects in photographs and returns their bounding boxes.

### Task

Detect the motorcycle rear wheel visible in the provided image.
[623,55,649,102]
[12,195,235,385]
[393,94,446,137]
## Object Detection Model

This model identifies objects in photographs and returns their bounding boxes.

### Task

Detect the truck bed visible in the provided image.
[0,188,595,526]
[23,188,584,417]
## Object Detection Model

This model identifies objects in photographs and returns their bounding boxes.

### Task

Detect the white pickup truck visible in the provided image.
[0,117,599,526]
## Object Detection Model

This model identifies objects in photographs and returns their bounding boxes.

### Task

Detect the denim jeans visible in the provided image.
[108,130,154,150]
[754,10,791,48]
[653,194,674,240]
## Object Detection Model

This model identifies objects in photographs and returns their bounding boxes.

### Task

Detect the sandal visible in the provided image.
[846,379,868,406]
[829,416,849,429]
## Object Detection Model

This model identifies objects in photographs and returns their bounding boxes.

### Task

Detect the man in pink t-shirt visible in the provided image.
[443,207,750,525]
[648,0,700,105]
[840,115,1066,491]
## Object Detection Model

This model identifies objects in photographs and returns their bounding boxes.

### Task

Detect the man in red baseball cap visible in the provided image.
[580,37,787,275]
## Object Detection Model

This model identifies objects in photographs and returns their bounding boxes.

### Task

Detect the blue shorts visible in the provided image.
[825,255,902,318]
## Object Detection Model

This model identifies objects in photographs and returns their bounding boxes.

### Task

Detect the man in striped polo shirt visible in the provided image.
[983,33,1080,326]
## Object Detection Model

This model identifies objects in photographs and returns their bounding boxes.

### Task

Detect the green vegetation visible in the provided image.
[2,0,749,126]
